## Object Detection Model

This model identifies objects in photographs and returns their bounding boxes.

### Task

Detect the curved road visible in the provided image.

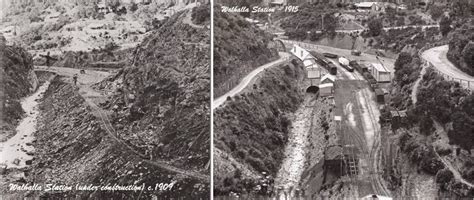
[422,45,474,89]
[212,52,290,109]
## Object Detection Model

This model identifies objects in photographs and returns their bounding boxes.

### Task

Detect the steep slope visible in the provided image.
[213,9,278,97]
[214,62,305,195]
[21,76,206,199]
[387,43,474,198]
[0,39,37,141]
[1,5,210,199]
[92,5,210,179]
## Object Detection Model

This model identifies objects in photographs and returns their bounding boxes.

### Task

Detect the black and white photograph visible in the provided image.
[0,0,210,199]
[213,0,473,199]
[1,0,474,199]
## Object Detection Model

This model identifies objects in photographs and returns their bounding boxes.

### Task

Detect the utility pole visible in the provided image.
[321,14,324,31]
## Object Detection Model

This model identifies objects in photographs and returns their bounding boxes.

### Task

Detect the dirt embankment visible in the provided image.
[213,61,307,195]
[94,7,210,173]
[5,76,207,199]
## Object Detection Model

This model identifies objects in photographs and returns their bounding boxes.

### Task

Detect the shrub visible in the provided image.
[192,4,210,25]
[436,169,454,190]
[368,18,383,37]
[439,16,451,36]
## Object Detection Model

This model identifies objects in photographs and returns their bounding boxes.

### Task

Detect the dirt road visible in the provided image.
[299,25,439,35]
[422,45,474,89]
[411,62,429,104]
[212,52,290,109]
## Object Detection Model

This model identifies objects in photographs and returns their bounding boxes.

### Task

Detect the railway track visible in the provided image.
[81,88,210,183]
[358,87,391,197]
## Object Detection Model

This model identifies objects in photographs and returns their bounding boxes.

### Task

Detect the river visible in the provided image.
[0,79,52,168]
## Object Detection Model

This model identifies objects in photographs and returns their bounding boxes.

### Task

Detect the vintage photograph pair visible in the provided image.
[0,0,473,199]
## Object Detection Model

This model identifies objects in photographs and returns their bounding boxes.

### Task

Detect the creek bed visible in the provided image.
[0,79,52,169]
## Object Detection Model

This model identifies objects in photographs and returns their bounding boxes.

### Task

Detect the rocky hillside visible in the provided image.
[214,61,305,195]
[101,7,209,170]
[19,76,206,199]
[0,38,37,141]
[94,3,210,182]
[2,5,210,199]
[52,47,132,69]
[3,0,208,13]
[214,9,278,97]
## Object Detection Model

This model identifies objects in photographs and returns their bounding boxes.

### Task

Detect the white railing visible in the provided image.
[418,42,474,90]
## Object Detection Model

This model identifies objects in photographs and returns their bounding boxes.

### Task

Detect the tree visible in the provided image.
[462,42,474,71]
[129,2,138,13]
[436,169,454,190]
[107,0,121,12]
[395,52,413,71]
[429,5,444,21]
[451,0,472,17]
[323,13,337,37]
[439,16,451,36]
[368,18,383,37]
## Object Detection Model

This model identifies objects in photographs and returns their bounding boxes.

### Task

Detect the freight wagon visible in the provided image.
[338,57,354,72]
[349,60,368,73]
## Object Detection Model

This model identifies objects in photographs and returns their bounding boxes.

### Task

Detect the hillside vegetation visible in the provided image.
[0,41,36,141]
[214,61,305,195]
[278,3,338,41]
[415,69,473,151]
[447,22,474,76]
[389,43,474,197]
[214,9,278,97]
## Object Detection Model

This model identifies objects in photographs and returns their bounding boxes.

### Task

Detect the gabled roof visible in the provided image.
[303,59,315,67]
[371,63,390,73]
[291,44,311,61]
[321,73,336,83]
